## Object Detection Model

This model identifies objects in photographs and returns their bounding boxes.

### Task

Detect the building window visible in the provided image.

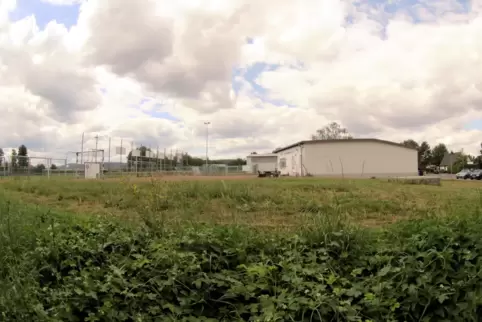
[279,158,286,169]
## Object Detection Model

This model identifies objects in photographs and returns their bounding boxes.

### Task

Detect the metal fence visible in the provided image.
[0,159,246,179]
[0,155,69,178]
[0,142,248,179]
[101,164,246,178]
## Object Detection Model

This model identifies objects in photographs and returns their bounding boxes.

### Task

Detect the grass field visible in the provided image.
[1,176,480,227]
[2,176,482,321]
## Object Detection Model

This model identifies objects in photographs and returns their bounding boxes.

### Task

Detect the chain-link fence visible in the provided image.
[102,164,246,178]
[0,156,7,177]
[0,155,68,178]
[0,140,250,179]
[0,157,248,179]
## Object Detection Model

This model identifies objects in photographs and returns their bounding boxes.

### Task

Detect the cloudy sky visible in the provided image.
[1,0,482,162]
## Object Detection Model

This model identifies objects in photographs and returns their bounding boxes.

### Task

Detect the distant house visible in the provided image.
[439,152,468,171]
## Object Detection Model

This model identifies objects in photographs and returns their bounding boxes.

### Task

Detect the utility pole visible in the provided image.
[80,132,84,164]
[204,121,210,170]
[94,135,99,162]
[108,136,111,164]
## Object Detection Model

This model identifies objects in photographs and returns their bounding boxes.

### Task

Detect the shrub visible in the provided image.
[1,211,482,321]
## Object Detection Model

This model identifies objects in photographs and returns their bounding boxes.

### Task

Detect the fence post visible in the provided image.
[47,158,51,180]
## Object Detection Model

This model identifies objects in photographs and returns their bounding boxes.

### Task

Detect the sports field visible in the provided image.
[2,176,482,321]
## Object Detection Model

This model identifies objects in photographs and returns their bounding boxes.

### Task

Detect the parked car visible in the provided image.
[456,170,472,180]
[471,169,482,180]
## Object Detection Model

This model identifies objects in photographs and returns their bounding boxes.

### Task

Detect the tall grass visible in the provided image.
[2,176,481,228]
[2,178,482,320]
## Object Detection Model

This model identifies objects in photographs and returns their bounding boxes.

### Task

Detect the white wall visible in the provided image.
[277,146,302,176]
[248,156,278,173]
[303,141,417,177]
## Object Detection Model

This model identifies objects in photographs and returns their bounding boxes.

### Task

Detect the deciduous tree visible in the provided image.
[18,145,28,168]
[34,164,46,173]
[418,141,432,168]
[11,149,17,168]
[431,143,448,166]
[401,139,419,150]
[311,122,352,140]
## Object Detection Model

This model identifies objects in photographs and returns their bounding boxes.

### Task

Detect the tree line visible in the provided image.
[0,145,58,172]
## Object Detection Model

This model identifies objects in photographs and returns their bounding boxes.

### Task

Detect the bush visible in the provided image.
[1,208,482,321]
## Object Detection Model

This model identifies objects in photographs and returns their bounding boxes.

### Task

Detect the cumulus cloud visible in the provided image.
[0,16,100,122]
[81,0,247,113]
[1,0,482,159]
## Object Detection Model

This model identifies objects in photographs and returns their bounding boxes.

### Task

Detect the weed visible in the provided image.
[1,177,482,320]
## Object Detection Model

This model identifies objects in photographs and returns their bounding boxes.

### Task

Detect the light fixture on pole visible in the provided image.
[204,121,210,169]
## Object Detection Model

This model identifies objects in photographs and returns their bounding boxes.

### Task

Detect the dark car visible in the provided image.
[471,169,482,180]
[456,170,472,180]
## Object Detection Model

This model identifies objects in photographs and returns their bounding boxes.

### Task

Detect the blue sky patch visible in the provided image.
[10,0,80,29]
[464,119,482,130]
[232,63,295,107]
[139,98,180,121]
[139,98,152,105]
[147,110,180,122]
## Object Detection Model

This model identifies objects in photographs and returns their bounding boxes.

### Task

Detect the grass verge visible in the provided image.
[1,177,482,320]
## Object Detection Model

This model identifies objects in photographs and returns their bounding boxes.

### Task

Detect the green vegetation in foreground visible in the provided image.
[2,176,482,227]
[2,178,482,321]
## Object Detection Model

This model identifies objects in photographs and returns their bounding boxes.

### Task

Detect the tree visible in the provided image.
[0,148,3,166]
[418,141,431,168]
[50,164,57,170]
[18,144,28,168]
[401,139,419,150]
[34,164,46,174]
[10,149,18,168]
[226,158,246,166]
[182,153,205,167]
[431,143,448,166]
[476,155,482,169]
[451,150,469,173]
[311,122,352,140]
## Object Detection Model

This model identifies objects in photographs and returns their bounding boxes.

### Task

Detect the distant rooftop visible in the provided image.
[440,152,461,167]
[273,138,417,153]
[246,153,277,158]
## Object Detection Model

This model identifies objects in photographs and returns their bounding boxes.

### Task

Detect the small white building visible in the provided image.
[274,139,418,177]
[246,153,278,174]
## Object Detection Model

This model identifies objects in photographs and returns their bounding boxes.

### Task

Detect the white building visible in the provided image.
[274,139,418,177]
[245,153,278,173]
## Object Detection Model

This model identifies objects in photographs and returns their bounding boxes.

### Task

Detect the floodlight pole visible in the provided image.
[204,122,210,169]
[80,132,84,164]
[94,135,99,162]
[108,136,111,164]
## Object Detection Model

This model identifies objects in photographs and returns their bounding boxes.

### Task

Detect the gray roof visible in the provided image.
[273,138,418,154]
[246,153,277,158]
[440,152,461,167]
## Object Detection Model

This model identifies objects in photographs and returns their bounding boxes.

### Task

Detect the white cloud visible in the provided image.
[40,0,83,5]
[1,0,482,161]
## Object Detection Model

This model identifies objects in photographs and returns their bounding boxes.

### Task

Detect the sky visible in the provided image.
[1,0,482,163]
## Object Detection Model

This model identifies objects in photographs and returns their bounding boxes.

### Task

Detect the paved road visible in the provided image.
[435,173,456,180]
